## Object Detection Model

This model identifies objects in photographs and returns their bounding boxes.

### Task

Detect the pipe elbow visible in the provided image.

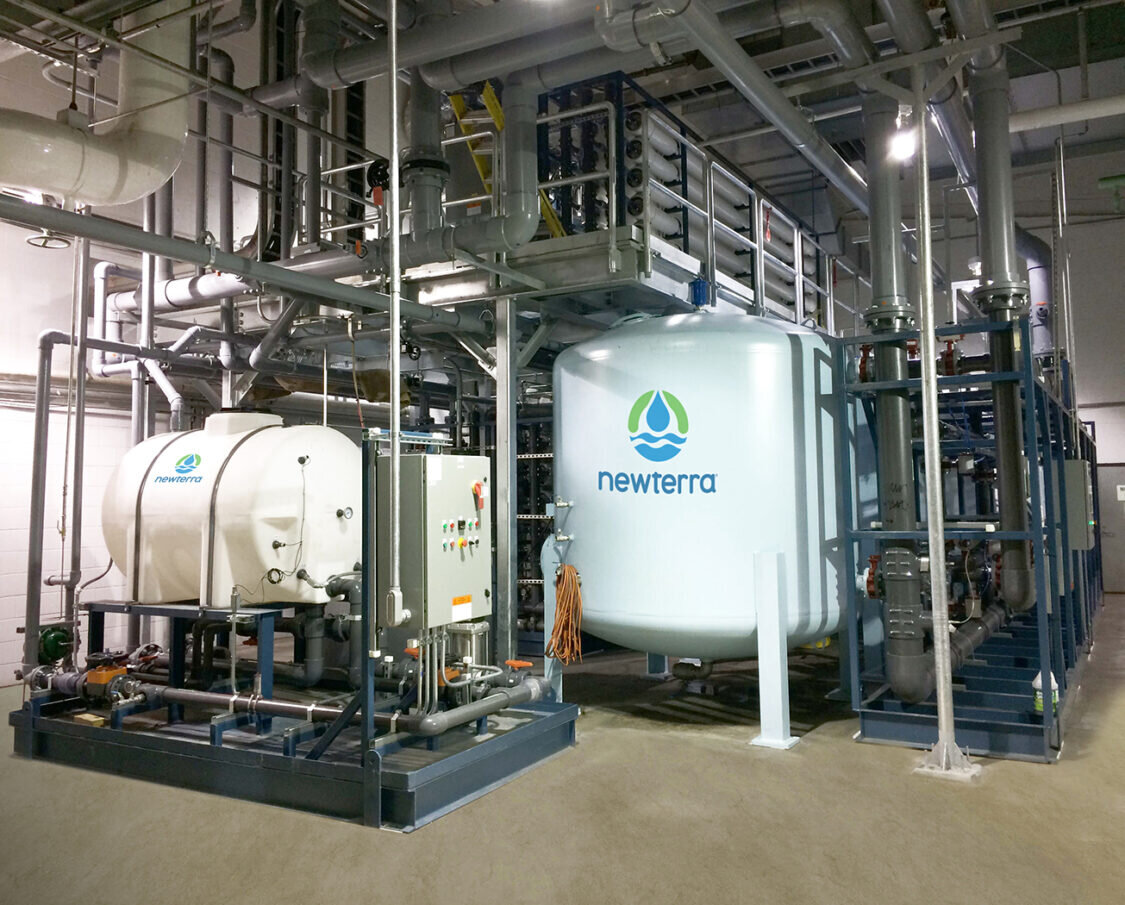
[1001,566,1036,613]
[38,329,69,351]
[885,651,934,704]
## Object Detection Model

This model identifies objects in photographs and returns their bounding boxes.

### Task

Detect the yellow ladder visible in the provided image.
[450,81,565,239]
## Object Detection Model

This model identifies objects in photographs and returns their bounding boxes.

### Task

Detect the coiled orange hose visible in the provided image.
[546,564,583,665]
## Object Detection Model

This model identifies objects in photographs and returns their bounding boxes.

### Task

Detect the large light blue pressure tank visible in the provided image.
[553,313,844,659]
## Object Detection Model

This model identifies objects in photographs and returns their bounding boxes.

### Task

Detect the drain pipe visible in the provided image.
[144,360,186,430]
[326,574,363,688]
[90,261,141,377]
[947,0,1035,613]
[0,0,192,206]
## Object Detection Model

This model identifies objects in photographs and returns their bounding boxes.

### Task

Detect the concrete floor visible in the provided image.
[2,597,1123,905]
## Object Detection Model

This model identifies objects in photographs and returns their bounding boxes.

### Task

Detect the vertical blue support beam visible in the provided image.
[256,612,274,735]
[1020,320,1056,755]
[1035,389,1067,700]
[167,617,187,723]
[836,339,862,711]
[1050,398,1078,662]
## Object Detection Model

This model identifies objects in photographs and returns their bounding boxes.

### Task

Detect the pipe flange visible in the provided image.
[401,157,450,177]
[864,296,916,328]
[971,278,1030,315]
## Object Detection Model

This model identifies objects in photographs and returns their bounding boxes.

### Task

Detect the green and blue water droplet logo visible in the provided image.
[175,453,202,475]
[627,390,688,462]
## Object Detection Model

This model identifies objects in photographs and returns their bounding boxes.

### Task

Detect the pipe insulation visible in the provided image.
[0,0,191,207]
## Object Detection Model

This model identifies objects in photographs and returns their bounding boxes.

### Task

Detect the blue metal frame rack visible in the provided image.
[836,318,1102,762]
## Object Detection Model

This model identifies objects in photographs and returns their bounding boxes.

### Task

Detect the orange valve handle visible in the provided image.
[404,647,419,658]
[504,659,534,670]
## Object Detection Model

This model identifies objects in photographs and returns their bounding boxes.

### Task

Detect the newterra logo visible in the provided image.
[597,390,717,496]
[154,452,204,484]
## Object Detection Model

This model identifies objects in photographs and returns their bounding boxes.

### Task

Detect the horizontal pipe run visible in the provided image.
[1008,92,1125,133]
[106,674,551,736]
[0,195,486,334]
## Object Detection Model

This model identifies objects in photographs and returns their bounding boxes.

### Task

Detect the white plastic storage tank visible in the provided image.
[553,313,843,658]
[102,412,361,607]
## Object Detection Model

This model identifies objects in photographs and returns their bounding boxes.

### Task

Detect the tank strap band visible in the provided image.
[131,430,202,602]
[203,425,282,608]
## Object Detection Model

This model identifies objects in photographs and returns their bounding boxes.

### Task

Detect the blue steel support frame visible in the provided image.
[837,318,1098,761]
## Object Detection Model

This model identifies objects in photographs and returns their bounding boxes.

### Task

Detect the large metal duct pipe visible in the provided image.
[0,0,191,207]
[252,0,592,107]
[877,1,1055,356]
[947,0,1035,613]
[862,89,929,702]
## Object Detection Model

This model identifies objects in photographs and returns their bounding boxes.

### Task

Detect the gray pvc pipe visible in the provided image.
[887,603,1007,704]
[405,66,446,239]
[659,0,868,214]
[946,1,1035,613]
[0,194,488,334]
[144,359,186,430]
[879,0,1053,350]
[119,674,551,736]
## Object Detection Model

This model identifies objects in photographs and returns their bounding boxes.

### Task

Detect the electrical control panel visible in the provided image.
[1064,459,1095,551]
[376,454,493,630]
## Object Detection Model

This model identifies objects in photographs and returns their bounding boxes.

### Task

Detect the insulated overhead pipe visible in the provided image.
[0,0,192,207]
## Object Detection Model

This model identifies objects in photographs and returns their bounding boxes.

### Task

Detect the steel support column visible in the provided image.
[495,296,518,665]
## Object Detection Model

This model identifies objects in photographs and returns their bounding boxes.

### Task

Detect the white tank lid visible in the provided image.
[204,412,284,436]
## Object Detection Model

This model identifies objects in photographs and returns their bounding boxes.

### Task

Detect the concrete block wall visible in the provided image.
[0,405,135,684]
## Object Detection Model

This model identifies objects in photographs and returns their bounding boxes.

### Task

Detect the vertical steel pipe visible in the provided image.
[863,88,926,702]
[65,228,91,668]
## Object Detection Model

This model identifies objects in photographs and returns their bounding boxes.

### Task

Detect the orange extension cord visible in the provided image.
[546,564,583,665]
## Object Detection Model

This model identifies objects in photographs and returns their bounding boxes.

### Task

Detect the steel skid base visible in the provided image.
[855,613,1083,762]
[10,696,577,832]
